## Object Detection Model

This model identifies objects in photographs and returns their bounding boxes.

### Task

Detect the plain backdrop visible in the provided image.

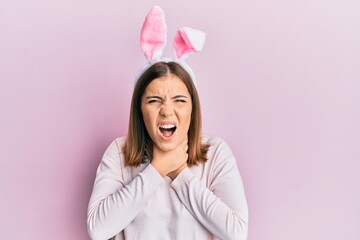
[1,0,359,239]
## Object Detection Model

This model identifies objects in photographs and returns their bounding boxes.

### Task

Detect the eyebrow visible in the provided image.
[146,95,188,99]
[172,95,187,99]
[146,96,162,100]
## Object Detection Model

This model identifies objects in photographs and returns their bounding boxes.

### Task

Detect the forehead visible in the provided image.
[144,74,190,96]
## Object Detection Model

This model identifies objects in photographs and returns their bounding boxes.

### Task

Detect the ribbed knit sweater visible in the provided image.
[87,136,248,240]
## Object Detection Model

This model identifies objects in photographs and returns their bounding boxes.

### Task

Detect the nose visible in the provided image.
[159,102,174,118]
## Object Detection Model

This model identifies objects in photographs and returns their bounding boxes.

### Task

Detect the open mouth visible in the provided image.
[159,124,177,138]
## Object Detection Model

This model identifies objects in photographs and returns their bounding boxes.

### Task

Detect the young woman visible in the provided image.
[87,62,248,240]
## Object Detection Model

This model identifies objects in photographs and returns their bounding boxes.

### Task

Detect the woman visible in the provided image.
[87,62,249,240]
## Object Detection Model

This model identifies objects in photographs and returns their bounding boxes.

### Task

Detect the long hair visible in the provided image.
[122,61,209,167]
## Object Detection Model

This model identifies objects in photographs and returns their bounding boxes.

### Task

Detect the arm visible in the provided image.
[87,139,164,240]
[170,138,249,240]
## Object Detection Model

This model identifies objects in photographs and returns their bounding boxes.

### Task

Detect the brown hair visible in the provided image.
[122,61,209,167]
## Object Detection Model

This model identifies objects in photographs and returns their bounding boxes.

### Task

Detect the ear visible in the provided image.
[140,6,167,61]
[173,27,206,60]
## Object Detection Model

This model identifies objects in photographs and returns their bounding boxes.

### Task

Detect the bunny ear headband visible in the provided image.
[137,6,206,85]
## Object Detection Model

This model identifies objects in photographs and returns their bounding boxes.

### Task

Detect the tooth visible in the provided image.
[160,124,175,129]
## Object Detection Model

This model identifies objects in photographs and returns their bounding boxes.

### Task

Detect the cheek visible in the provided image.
[142,108,159,133]
[181,106,192,128]
[141,107,153,131]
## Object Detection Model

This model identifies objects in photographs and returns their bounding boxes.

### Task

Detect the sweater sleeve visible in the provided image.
[87,139,164,240]
[170,138,249,240]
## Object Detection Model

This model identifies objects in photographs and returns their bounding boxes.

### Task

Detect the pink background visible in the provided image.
[1,1,359,239]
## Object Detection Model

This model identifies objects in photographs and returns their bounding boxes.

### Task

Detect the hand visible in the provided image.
[151,137,188,178]
[167,162,187,180]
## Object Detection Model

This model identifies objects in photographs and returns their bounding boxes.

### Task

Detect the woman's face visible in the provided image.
[141,74,192,153]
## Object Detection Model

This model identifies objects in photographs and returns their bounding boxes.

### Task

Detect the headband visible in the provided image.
[136,6,206,85]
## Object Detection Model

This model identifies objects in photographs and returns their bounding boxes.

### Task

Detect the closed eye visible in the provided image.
[146,96,162,104]
[172,95,188,103]
[148,99,160,103]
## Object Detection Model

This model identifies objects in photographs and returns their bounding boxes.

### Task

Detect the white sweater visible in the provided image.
[87,136,248,240]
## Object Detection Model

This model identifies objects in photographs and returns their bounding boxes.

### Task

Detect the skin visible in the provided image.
[141,74,192,179]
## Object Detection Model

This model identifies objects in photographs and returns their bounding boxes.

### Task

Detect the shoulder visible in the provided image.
[201,136,235,164]
[104,136,127,154]
[113,136,127,148]
[113,136,127,150]
[202,136,226,144]
[100,136,127,167]
[96,137,129,180]
[202,136,232,153]
[201,136,240,184]
[202,135,239,168]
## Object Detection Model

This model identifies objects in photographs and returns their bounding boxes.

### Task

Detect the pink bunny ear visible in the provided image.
[140,6,167,61]
[173,27,206,60]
